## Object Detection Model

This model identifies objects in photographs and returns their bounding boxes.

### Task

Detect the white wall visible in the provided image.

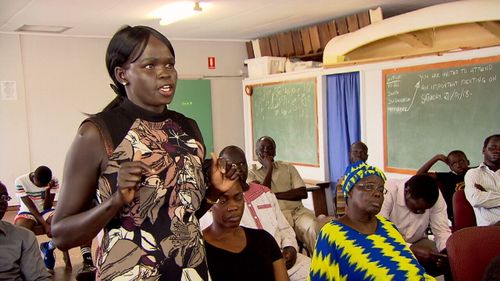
[170,40,247,153]
[210,77,246,152]
[0,33,247,205]
[19,35,112,186]
[0,34,31,202]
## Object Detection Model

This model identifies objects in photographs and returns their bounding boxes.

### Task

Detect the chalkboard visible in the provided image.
[168,79,213,157]
[383,55,500,173]
[251,78,319,166]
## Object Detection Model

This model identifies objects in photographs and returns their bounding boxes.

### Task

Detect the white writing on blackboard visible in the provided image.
[383,57,500,173]
[254,84,314,119]
[387,80,420,112]
[420,89,472,104]
[387,63,497,113]
[429,80,458,90]
[251,79,318,165]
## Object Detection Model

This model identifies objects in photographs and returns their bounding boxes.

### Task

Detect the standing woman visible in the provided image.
[51,25,235,280]
[309,162,435,281]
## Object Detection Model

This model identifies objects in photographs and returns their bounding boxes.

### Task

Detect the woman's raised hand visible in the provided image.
[116,151,153,204]
[210,152,238,193]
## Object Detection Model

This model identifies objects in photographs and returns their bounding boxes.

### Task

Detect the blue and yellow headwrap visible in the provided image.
[341,161,386,198]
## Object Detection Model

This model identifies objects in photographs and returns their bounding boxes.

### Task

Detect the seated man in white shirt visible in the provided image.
[380,174,451,278]
[464,134,500,226]
[200,146,311,281]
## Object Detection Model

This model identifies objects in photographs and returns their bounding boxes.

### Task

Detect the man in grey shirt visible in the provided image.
[0,181,51,280]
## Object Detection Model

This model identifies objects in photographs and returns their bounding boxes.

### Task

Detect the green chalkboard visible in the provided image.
[169,79,213,157]
[383,55,500,173]
[251,78,319,166]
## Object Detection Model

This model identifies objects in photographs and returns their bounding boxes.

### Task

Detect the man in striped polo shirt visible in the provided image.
[14,166,96,280]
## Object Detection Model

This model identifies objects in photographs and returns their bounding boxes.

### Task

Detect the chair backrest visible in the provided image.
[452,189,476,232]
[335,180,346,217]
[446,226,500,281]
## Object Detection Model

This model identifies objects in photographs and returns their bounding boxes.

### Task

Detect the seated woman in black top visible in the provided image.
[203,180,290,281]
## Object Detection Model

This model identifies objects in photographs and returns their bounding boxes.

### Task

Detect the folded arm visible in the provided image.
[464,169,500,208]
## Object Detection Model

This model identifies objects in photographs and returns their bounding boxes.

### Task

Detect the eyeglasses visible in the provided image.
[0,195,12,202]
[356,183,387,195]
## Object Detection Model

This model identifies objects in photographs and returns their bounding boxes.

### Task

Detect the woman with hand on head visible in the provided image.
[51,25,236,280]
[203,178,290,281]
[309,162,435,281]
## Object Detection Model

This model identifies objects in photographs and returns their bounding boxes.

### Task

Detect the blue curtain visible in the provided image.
[327,72,361,185]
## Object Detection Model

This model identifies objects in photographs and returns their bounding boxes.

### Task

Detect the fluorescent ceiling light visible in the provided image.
[150,1,209,26]
[16,25,71,33]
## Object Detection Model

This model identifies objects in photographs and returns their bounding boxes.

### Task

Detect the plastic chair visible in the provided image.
[452,189,476,232]
[446,226,500,281]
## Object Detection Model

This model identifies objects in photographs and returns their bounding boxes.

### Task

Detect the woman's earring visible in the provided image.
[122,81,128,86]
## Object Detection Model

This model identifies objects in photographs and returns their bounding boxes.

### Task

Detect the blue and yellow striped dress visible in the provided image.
[309,215,435,281]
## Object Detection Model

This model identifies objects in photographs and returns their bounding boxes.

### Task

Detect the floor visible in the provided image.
[3,209,95,281]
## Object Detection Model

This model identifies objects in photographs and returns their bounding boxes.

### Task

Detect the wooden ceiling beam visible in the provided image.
[395,29,434,49]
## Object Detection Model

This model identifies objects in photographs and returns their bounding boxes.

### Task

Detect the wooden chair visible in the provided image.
[334,180,346,217]
[452,189,476,232]
[32,224,72,271]
[446,226,500,281]
[299,181,333,256]
[305,181,331,217]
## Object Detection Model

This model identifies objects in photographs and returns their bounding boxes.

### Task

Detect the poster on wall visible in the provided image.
[0,81,17,101]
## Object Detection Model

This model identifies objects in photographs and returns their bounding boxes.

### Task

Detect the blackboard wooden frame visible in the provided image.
[249,78,319,167]
[383,55,500,174]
